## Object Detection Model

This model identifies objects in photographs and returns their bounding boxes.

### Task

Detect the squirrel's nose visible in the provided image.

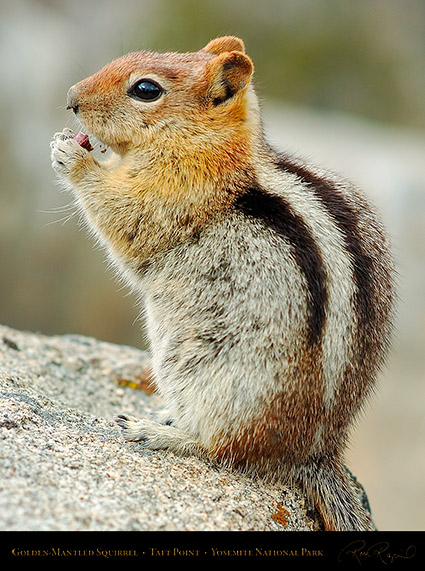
[66,86,79,114]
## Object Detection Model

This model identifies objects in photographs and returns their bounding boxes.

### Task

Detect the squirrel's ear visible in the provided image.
[204,51,253,105]
[203,36,245,55]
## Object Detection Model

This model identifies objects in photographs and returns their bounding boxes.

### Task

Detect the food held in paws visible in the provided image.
[73,131,93,151]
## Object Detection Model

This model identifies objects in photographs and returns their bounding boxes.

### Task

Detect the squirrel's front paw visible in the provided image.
[50,128,93,179]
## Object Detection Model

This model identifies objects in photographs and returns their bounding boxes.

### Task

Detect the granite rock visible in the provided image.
[0,324,318,532]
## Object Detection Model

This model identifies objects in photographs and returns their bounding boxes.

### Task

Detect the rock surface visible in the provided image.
[0,324,318,532]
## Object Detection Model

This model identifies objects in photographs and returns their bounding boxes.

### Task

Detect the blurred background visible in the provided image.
[1,0,424,531]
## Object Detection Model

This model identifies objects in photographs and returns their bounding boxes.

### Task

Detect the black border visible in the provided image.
[1,531,423,568]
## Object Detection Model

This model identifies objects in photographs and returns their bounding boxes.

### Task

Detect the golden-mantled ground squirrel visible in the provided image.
[51,36,395,531]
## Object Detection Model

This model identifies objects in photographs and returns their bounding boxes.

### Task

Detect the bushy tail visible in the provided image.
[296,456,375,531]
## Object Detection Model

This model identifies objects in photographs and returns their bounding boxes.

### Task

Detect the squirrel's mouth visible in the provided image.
[72,115,115,155]
[74,129,110,156]
[72,114,132,157]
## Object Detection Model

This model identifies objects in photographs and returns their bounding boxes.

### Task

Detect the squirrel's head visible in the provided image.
[67,37,257,157]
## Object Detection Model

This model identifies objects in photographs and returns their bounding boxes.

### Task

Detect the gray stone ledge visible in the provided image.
[0,324,318,531]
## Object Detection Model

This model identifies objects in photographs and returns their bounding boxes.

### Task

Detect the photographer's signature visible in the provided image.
[338,540,416,565]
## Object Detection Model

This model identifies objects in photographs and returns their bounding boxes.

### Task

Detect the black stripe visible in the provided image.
[235,185,328,345]
[274,155,374,327]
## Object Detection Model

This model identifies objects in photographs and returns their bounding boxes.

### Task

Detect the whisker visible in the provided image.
[44,211,78,227]
[38,202,76,215]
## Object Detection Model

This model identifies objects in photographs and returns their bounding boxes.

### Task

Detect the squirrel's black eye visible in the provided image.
[128,79,163,102]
